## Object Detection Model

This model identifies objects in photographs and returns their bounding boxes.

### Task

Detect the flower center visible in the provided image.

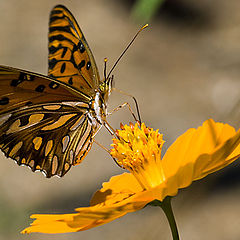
[111,123,166,190]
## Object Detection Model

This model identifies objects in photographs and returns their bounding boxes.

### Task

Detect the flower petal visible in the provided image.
[22,173,147,234]
[162,119,240,191]
[22,202,146,234]
[90,172,143,206]
[22,213,79,234]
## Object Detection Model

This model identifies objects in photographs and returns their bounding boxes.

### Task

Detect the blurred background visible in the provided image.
[0,0,240,239]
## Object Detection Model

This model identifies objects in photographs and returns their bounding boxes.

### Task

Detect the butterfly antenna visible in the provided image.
[104,58,108,82]
[106,24,149,80]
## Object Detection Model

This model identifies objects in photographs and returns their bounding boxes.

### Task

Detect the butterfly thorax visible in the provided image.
[90,80,112,125]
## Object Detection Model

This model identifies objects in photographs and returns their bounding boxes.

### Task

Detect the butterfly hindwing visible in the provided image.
[48,5,100,94]
[0,102,96,177]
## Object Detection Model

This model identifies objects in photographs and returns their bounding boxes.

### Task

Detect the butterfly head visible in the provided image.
[99,75,114,102]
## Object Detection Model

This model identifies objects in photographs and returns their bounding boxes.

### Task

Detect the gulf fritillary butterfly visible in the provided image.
[0,5,114,177]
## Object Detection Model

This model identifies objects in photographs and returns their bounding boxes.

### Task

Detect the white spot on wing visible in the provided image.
[63,102,89,108]
[62,135,70,153]
[45,140,53,156]
[75,122,92,157]
[0,113,11,125]
[29,160,35,168]
[52,155,58,175]
[70,116,85,131]
[69,150,74,164]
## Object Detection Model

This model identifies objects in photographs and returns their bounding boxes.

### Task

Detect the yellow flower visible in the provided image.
[22,119,240,234]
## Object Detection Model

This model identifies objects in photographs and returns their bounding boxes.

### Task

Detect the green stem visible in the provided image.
[150,197,180,240]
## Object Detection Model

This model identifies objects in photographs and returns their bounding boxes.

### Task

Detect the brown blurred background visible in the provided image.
[0,0,240,239]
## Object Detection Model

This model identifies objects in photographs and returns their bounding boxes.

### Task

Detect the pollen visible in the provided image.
[111,122,166,190]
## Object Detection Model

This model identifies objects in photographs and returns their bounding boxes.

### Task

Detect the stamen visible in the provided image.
[111,123,166,190]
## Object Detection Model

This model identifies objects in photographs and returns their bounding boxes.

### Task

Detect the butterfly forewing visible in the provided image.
[48,5,100,94]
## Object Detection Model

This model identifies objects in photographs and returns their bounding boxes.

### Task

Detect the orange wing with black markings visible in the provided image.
[48,5,100,94]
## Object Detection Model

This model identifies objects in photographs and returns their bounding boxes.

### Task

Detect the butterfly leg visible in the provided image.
[93,138,123,168]
[108,102,138,122]
[93,138,110,153]
[103,120,117,136]
[111,87,141,123]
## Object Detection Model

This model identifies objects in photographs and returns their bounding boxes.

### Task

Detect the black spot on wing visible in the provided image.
[35,85,45,93]
[25,101,33,106]
[0,97,9,105]
[61,47,68,58]
[10,72,26,87]
[86,61,91,70]
[49,45,58,55]
[11,79,22,87]
[60,62,66,73]
[78,60,85,70]
[68,77,73,85]
[49,58,58,70]
[79,41,85,53]
[49,81,59,89]
[20,116,29,127]
[72,41,85,54]
[49,44,68,59]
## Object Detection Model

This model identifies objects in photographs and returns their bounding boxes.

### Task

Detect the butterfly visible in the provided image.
[0,5,114,178]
